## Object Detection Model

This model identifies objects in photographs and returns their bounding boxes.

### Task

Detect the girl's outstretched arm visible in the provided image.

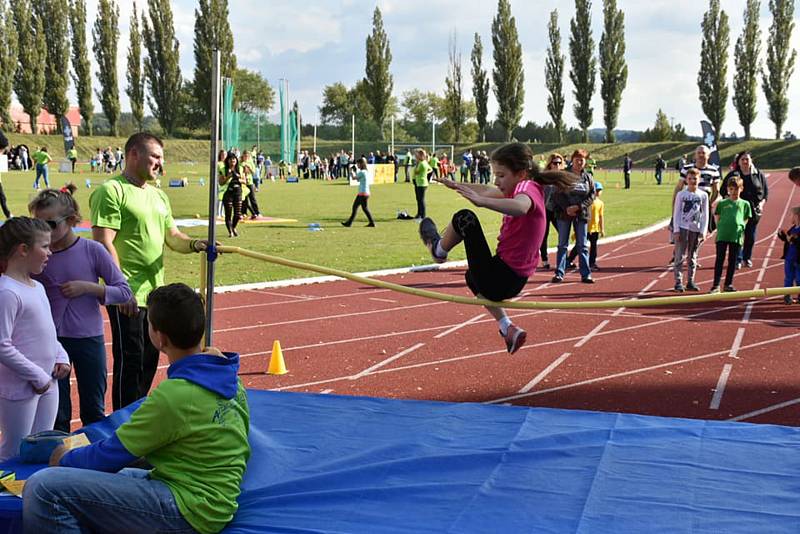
[458,189,532,217]
[435,175,504,198]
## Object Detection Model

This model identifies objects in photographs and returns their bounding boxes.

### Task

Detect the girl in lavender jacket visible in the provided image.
[30,188,132,432]
[0,217,71,460]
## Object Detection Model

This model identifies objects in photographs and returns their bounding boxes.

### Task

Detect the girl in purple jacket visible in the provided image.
[30,189,132,431]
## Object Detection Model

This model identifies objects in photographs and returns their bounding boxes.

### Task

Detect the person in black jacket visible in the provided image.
[552,149,595,283]
[0,129,10,219]
[720,152,768,268]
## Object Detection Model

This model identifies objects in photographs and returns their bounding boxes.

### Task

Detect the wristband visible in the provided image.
[190,239,198,252]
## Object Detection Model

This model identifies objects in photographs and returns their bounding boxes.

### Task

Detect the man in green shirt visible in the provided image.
[90,133,212,410]
[67,146,78,173]
[24,283,251,534]
[32,145,52,189]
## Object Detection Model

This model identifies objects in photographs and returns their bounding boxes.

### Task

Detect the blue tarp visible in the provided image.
[2,390,800,533]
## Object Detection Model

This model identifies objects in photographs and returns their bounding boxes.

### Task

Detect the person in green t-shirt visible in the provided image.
[67,146,78,173]
[24,283,251,534]
[710,176,752,293]
[32,146,53,189]
[90,133,214,410]
[413,148,433,219]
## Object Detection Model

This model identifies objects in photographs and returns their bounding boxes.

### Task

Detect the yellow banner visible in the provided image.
[371,164,395,184]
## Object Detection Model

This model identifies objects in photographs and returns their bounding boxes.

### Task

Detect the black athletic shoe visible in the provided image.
[724,285,736,292]
[419,217,446,263]
[581,277,595,284]
[686,282,700,292]
[551,275,563,283]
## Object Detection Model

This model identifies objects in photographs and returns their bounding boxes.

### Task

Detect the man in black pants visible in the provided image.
[623,154,633,189]
[91,133,213,410]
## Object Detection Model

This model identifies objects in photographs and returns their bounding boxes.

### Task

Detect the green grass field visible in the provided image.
[2,163,675,287]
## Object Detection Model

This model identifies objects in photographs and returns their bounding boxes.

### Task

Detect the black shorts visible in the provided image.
[452,209,528,301]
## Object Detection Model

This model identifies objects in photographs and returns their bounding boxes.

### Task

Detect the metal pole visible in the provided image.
[313,115,317,154]
[257,111,260,150]
[390,116,394,155]
[432,116,436,155]
[204,50,222,346]
[351,114,355,155]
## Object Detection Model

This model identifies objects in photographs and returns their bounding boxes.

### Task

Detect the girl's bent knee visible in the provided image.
[452,209,479,237]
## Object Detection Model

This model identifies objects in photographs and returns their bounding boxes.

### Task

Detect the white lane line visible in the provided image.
[351,343,426,379]
[518,352,571,393]
[728,397,800,422]
[484,331,800,404]
[574,320,610,348]
[435,314,486,339]
[728,328,745,359]
[658,269,671,279]
[320,389,334,394]
[369,297,397,304]
[709,364,734,410]
[248,289,312,300]
[638,279,660,294]
[215,288,395,312]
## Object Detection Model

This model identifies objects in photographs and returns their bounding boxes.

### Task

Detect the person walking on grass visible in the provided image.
[67,147,78,173]
[655,154,666,185]
[418,143,576,354]
[342,158,375,227]
[623,153,633,189]
[0,130,11,219]
[219,151,244,237]
[710,177,752,294]
[777,207,800,304]
[32,146,52,190]
[672,168,708,292]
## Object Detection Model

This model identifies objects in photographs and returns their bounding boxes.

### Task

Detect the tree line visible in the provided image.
[0,0,274,138]
[322,0,796,145]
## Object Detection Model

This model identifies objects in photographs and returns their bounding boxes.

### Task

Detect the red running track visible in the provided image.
[73,172,800,428]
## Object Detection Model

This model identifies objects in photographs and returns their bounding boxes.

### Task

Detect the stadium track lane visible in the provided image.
[69,173,800,427]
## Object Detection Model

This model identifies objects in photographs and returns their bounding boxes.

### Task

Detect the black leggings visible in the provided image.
[414,185,427,218]
[0,183,10,218]
[243,190,260,217]
[344,195,374,225]
[452,209,528,301]
[713,241,741,287]
[223,186,242,234]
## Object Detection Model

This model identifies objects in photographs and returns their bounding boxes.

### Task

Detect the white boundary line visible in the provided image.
[435,314,486,339]
[574,320,610,348]
[518,352,571,393]
[728,397,800,422]
[351,343,426,379]
[709,364,733,410]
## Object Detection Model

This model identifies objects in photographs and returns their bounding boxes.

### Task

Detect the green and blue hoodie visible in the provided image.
[60,352,250,534]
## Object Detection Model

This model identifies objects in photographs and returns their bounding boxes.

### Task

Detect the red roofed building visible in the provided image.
[8,105,82,136]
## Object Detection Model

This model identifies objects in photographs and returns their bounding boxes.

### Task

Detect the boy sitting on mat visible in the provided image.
[23,283,251,534]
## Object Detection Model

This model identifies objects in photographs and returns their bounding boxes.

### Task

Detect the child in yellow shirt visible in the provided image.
[567,181,604,270]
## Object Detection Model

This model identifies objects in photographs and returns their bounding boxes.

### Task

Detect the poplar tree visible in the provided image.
[545,10,565,142]
[93,0,120,136]
[35,0,70,131]
[193,0,236,123]
[12,0,46,133]
[698,0,730,140]
[598,0,627,143]
[761,0,796,139]
[69,0,93,135]
[142,0,183,136]
[569,0,596,142]
[126,2,144,130]
[471,33,490,142]
[733,0,761,140]
[363,7,393,131]
[444,32,465,143]
[491,0,524,141]
[0,2,18,128]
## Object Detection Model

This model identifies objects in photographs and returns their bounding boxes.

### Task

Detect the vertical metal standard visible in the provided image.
[431,116,436,155]
[204,50,222,346]
[390,116,395,155]
[257,111,260,150]
[351,114,355,156]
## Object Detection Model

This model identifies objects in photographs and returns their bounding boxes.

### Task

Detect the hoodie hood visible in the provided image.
[167,352,240,399]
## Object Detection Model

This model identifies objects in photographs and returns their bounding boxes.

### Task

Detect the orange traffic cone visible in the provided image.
[267,340,288,375]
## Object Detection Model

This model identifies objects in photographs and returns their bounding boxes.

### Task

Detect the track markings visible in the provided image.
[435,314,486,339]
[728,328,745,359]
[728,397,800,422]
[574,320,610,348]
[351,343,426,379]
[709,364,733,410]
[518,352,571,393]
[369,297,398,304]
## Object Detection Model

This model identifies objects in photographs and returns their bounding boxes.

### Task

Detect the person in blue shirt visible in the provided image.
[341,158,375,227]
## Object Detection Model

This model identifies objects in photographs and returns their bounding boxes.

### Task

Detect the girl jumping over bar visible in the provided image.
[419,143,576,354]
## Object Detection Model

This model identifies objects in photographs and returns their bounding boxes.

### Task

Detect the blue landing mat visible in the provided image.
[2,390,800,533]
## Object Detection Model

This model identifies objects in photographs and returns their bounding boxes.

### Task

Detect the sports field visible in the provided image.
[1,163,677,287]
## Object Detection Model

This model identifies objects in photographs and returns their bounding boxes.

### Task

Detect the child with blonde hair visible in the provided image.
[777,206,800,304]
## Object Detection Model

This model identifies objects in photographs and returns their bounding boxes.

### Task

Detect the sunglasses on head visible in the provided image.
[44,216,68,230]
[552,159,563,164]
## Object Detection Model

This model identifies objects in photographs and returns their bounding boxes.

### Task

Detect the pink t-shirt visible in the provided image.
[496,179,545,277]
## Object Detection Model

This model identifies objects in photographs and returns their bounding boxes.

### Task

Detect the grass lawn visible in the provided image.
[1,163,675,287]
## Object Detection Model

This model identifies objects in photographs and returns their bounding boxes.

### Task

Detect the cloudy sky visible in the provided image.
[77,0,800,138]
